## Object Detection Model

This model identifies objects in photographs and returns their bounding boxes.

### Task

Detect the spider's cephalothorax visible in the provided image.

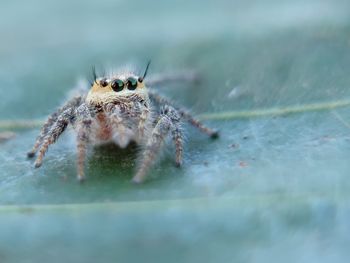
[85,73,151,147]
[27,64,218,183]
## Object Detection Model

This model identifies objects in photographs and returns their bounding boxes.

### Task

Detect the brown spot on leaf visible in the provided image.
[239,161,248,168]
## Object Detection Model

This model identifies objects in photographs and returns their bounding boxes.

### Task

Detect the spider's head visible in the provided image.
[91,74,146,93]
[86,62,151,105]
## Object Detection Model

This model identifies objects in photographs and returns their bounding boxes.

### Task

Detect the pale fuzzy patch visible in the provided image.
[85,88,150,105]
[112,128,134,148]
[67,78,89,99]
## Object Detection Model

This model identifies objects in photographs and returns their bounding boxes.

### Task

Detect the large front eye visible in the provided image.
[99,78,108,87]
[111,79,124,92]
[127,77,138,90]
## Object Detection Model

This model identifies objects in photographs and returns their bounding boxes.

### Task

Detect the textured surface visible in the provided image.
[1,0,350,262]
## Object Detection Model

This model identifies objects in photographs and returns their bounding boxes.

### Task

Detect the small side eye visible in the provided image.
[127,77,138,90]
[111,79,124,92]
[99,78,109,87]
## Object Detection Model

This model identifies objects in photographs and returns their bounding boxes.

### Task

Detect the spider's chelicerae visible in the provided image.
[27,63,218,183]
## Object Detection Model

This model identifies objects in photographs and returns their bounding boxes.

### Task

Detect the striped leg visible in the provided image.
[148,91,219,138]
[27,111,60,158]
[76,120,91,182]
[132,106,181,183]
[172,125,184,167]
[34,108,74,168]
[28,96,82,158]
[75,103,93,181]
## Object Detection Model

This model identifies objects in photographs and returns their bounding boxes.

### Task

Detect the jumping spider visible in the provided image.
[27,62,218,183]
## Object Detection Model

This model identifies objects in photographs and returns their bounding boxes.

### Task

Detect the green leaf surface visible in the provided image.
[1,0,350,262]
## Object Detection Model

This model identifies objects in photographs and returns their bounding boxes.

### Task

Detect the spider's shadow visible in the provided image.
[87,142,139,179]
[92,141,139,156]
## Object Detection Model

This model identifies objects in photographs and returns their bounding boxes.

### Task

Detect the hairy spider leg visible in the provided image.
[75,103,94,181]
[132,106,183,183]
[34,108,75,168]
[148,91,219,138]
[27,96,82,158]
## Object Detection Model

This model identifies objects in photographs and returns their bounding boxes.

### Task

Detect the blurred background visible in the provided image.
[1,0,350,262]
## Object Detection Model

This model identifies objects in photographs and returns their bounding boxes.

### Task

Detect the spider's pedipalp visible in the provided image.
[34,107,75,168]
[148,90,219,138]
[107,105,133,148]
[137,102,151,139]
[27,96,83,158]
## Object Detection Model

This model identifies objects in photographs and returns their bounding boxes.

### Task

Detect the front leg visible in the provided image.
[132,106,182,183]
[75,103,94,182]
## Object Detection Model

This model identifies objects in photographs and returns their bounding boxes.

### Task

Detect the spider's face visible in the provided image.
[91,74,145,93]
[86,74,147,104]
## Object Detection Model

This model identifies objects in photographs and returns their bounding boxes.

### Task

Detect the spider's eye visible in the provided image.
[127,77,138,90]
[99,78,108,87]
[111,79,124,92]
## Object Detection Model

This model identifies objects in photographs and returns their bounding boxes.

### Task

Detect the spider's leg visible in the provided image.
[146,71,199,87]
[148,91,219,138]
[183,111,218,138]
[172,123,184,167]
[34,108,75,168]
[27,96,83,158]
[77,130,88,182]
[132,105,180,184]
[27,112,60,158]
[75,103,93,182]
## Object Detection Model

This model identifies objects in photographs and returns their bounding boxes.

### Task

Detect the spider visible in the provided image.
[27,62,219,183]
